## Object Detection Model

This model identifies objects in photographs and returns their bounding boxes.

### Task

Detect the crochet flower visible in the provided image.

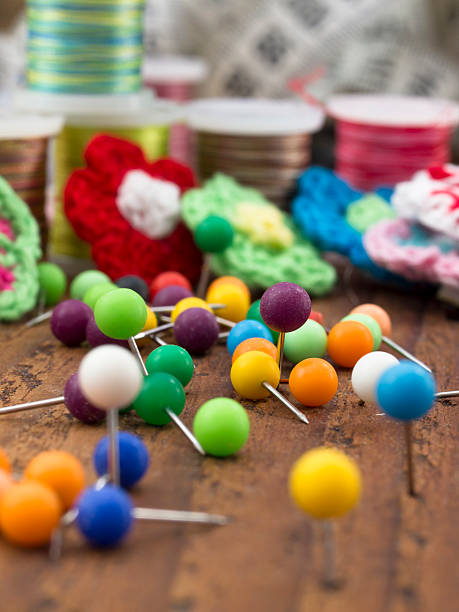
[292,166,402,282]
[65,134,202,284]
[181,173,336,295]
[0,177,41,320]
[391,164,459,242]
[364,219,459,288]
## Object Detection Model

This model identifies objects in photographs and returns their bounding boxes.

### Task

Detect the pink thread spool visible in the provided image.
[143,56,208,166]
[328,95,459,191]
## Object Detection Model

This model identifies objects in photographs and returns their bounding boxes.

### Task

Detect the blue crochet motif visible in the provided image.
[292,166,400,281]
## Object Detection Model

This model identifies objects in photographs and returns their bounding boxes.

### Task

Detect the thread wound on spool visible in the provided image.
[26,0,146,95]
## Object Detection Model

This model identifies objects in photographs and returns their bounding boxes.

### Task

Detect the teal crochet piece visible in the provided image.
[0,176,41,321]
[181,174,336,295]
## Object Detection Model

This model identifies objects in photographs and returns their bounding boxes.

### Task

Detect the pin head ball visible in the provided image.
[174,308,219,354]
[232,337,277,364]
[0,469,13,502]
[134,372,186,426]
[231,351,280,400]
[145,345,194,387]
[70,270,111,300]
[246,299,279,342]
[284,320,328,364]
[226,319,273,356]
[205,283,250,323]
[327,320,373,368]
[141,307,158,334]
[0,481,61,547]
[289,358,338,407]
[94,288,147,339]
[93,432,149,489]
[51,299,92,347]
[193,398,250,457]
[115,275,150,302]
[376,361,436,420]
[152,285,193,307]
[171,297,212,322]
[351,303,392,337]
[260,282,311,333]
[289,447,362,519]
[83,282,117,310]
[351,352,399,403]
[76,484,133,548]
[150,271,191,299]
[63,373,106,424]
[85,315,129,350]
[342,313,382,350]
[207,276,250,300]
[37,262,66,306]
[24,450,85,510]
[79,345,143,411]
[194,215,234,253]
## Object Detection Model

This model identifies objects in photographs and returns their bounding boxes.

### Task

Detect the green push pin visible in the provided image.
[83,282,117,310]
[194,215,234,298]
[193,398,250,457]
[94,288,147,340]
[284,319,328,364]
[37,262,67,307]
[246,299,279,343]
[145,345,194,387]
[134,372,205,455]
[341,313,382,350]
[70,270,111,300]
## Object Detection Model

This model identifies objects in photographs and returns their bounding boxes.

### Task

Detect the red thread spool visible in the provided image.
[328,95,459,191]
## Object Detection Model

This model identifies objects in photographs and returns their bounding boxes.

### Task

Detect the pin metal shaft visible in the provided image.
[164,408,206,455]
[381,336,431,373]
[196,253,212,299]
[107,409,120,486]
[132,507,227,525]
[128,337,148,376]
[0,395,65,415]
[262,382,309,424]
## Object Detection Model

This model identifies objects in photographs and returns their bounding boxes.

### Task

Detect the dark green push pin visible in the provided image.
[194,215,234,298]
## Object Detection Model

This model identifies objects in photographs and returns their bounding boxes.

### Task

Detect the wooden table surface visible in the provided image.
[0,269,457,612]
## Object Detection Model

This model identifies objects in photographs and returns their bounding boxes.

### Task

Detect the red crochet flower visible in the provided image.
[65,134,202,284]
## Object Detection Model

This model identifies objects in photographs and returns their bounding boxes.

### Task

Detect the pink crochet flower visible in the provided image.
[364,219,459,288]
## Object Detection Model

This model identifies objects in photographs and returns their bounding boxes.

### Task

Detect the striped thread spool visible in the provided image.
[26,0,145,95]
[187,99,325,208]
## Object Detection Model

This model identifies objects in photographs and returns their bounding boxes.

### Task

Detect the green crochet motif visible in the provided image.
[345,194,396,234]
[0,176,41,321]
[181,174,336,295]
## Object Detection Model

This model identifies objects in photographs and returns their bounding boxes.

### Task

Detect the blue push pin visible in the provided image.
[226,320,273,356]
[376,361,436,496]
[93,432,150,489]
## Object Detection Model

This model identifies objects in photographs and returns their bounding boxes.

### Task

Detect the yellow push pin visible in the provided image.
[230,351,309,424]
[289,447,362,588]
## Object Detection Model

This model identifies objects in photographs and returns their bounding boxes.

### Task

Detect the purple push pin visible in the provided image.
[174,307,219,354]
[152,285,193,308]
[0,372,105,424]
[260,282,311,376]
[51,299,92,347]
[86,315,129,349]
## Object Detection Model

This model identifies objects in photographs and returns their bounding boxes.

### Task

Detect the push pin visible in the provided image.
[51,299,92,347]
[193,215,234,298]
[284,319,328,364]
[174,308,220,355]
[206,276,250,323]
[50,482,228,558]
[351,351,400,404]
[0,372,105,424]
[231,350,309,424]
[260,282,311,377]
[350,304,431,372]
[288,358,338,407]
[289,447,362,588]
[375,361,436,496]
[79,345,144,486]
[150,271,192,301]
[327,320,374,368]
[192,398,250,457]
[37,262,67,308]
[226,319,273,356]
[93,432,150,489]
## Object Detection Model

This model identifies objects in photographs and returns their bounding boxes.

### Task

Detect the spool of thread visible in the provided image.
[328,95,459,191]
[0,114,62,253]
[187,99,325,208]
[15,90,181,261]
[143,56,208,165]
[26,0,145,95]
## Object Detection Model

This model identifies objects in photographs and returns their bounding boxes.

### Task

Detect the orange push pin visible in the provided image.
[0,481,62,547]
[231,337,278,364]
[24,451,86,510]
[289,358,338,407]
[327,320,373,368]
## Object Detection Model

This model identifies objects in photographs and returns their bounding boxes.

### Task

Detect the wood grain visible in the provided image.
[0,270,457,612]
